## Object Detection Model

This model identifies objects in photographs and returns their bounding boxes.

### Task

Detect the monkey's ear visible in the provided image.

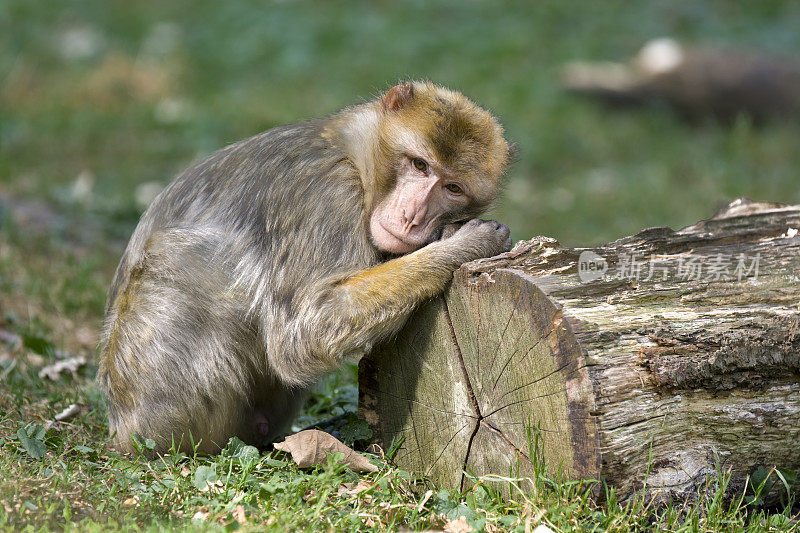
[382,83,415,112]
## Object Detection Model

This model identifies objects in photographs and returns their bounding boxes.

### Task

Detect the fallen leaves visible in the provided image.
[444,516,474,533]
[417,489,434,512]
[336,479,373,498]
[38,356,86,380]
[192,509,210,522]
[54,403,81,422]
[232,504,247,524]
[44,403,83,430]
[273,429,378,473]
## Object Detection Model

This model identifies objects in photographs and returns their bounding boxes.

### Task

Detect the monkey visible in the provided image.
[97,81,513,455]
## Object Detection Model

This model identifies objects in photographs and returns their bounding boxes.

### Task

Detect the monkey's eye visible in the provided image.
[445,183,463,195]
[411,158,428,172]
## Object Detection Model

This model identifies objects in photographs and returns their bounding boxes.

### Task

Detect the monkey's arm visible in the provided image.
[338,243,464,314]
[278,220,509,385]
[338,219,510,312]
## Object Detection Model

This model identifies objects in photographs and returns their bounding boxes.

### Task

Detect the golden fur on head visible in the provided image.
[378,81,511,207]
[331,81,512,215]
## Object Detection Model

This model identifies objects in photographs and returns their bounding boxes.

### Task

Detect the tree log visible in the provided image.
[359,199,800,501]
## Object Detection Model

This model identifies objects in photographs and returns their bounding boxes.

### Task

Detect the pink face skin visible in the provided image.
[369,155,470,254]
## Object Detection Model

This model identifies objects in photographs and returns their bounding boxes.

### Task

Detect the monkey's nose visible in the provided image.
[411,205,428,227]
[400,209,416,231]
[401,205,427,232]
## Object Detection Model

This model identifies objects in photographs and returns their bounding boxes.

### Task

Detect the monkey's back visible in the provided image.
[107,121,372,309]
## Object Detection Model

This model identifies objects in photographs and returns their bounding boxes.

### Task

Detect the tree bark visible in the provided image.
[359,198,800,501]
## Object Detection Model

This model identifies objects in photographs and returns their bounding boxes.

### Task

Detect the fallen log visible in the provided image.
[560,38,800,122]
[359,199,800,501]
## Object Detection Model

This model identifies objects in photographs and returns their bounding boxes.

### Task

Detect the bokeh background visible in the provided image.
[2,0,800,343]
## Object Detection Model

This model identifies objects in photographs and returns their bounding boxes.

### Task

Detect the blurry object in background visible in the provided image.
[154,97,192,125]
[0,192,61,235]
[54,24,105,62]
[69,170,95,204]
[561,38,800,122]
[75,53,176,110]
[38,355,86,381]
[134,181,165,211]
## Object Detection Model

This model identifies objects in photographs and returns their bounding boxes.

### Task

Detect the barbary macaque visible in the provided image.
[98,81,513,454]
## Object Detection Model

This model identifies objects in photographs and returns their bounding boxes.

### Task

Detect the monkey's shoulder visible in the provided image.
[230,119,344,172]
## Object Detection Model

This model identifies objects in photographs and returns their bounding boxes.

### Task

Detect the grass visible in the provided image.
[1,0,799,530]
[2,356,797,531]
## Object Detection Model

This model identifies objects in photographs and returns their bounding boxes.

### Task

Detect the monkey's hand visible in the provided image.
[446,218,512,261]
[439,222,464,240]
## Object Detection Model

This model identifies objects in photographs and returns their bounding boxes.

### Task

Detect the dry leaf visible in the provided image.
[532,526,556,533]
[417,489,434,512]
[45,404,82,430]
[26,352,45,367]
[444,516,474,533]
[38,356,86,380]
[199,479,224,494]
[350,479,372,494]
[365,443,384,458]
[232,504,246,524]
[337,480,373,498]
[192,509,210,521]
[122,496,139,507]
[54,403,81,421]
[273,429,378,472]
[336,482,353,497]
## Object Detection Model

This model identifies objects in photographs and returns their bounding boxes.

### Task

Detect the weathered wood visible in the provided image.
[359,199,800,501]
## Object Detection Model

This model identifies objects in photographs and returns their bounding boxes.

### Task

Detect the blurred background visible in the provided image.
[1,0,800,348]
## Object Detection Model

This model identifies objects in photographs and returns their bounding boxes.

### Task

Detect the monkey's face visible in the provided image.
[368,82,512,255]
[369,152,473,254]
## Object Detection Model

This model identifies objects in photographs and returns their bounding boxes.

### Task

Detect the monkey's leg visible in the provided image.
[247,385,308,447]
[100,229,260,454]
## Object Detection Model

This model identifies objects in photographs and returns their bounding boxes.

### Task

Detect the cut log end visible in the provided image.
[360,268,599,492]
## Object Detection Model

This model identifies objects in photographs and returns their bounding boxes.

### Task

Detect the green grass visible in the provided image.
[1,356,797,531]
[1,0,799,530]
